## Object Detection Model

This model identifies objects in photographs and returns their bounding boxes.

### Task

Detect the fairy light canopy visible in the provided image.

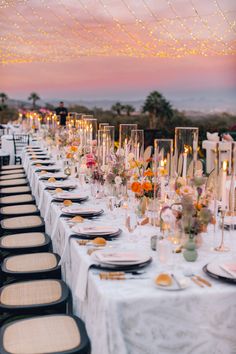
[1,0,236,64]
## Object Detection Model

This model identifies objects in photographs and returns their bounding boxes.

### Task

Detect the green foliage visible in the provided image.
[68,104,92,114]
[111,102,123,116]
[0,92,8,106]
[0,106,18,124]
[28,92,40,110]
[142,91,174,128]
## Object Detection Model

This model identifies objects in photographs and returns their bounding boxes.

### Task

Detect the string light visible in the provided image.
[0,0,235,64]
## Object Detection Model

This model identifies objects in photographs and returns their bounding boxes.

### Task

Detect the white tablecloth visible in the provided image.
[23,146,236,354]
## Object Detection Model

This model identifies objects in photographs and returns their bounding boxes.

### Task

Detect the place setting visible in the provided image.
[52,191,89,203]
[44,180,77,190]
[35,166,61,173]
[39,173,69,181]
[31,159,55,166]
[71,224,121,240]
[61,204,104,218]
[203,261,236,284]
[90,249,152,272]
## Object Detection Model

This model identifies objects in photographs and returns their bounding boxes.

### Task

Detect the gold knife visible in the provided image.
[195,275,212,287]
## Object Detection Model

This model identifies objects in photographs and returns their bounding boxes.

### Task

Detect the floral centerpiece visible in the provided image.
[102,150,130,197]
[172,176,214,261]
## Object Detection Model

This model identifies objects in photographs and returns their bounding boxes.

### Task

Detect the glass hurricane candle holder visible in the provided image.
[174,127,199,179]
[82,117,98,150]
[130,129,144,161]
[97,129,113,167]
[99,123,109,130]
[103,126,115,152]
[154,139,173,177]
[119,124,138,149]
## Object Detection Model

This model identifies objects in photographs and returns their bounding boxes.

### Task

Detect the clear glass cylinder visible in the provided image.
[82,117,98,147]
[130,129,144,161]
[174,127,199,178]
[119,124,138,148]
[154,139,173,177]
[99,123,109,130]
[103,126,115,151]
[97,129,113,166]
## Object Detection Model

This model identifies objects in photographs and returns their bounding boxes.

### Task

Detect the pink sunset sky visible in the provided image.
[2,54,236,100]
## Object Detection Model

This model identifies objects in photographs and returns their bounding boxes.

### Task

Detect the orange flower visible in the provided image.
[70,146,78,152]
[142,181,152,192]
[66,152,72,159]
[131,181,142,193]
[144,169,153,177]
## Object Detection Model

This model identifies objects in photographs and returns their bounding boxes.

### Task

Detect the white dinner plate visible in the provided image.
[39,173,68,180]
[92,250,151,266]
[45,181,77,189]
[55,192,88,200]
[205,261,236,281]
[61,206,103,215]
[32,160,55,165]
[72,225,119,236]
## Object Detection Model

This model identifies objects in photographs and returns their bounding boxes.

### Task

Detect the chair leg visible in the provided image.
[67,291,73,315]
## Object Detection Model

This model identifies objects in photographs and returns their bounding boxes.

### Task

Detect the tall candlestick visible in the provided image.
[102,141,106,166]
[221,160,227,211]
[124,138,128,169]
[182,146,188,179]
[160,159,165,201]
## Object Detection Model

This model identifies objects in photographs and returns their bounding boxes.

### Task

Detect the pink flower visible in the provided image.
[222,134,233,142]
[86,154,96,168]
[179,185,194,196]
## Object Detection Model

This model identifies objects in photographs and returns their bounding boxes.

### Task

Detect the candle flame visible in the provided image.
[223,160,227,172]
[184,145,189,153]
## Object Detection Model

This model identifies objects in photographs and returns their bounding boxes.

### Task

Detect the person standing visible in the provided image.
[55,101,68,126]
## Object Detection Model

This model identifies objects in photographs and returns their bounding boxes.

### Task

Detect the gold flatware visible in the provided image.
[191,276,204,288]
[195,275,212,287]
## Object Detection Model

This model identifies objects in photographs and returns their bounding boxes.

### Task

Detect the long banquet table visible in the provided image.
[22,143,236,354]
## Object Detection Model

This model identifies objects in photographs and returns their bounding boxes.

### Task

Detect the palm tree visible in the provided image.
[0,92,8,107]
[123,104,135,116]
[142,91,173,128]
[28,92,40,110]
[111,102,123,116]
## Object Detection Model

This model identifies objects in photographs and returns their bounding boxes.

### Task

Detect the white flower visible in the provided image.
[116,148,125,157]
[161,208,175,224]
[128,152,135,161]
[115,176,122,186]
[179,185,194,196]
[101,165,109,173]
[80,164,87,173]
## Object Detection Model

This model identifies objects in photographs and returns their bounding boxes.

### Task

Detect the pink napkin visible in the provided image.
[221,263,236,277]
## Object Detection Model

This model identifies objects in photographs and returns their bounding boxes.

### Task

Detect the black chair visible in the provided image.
[0,186,32,197]
[0,204,40,220]
[13,134,30,164]
[0,178,28,189]
[0,314,91,354]
[0,173,26,181]
[0,279,71,320]
[0,165,25,176]
[0,194,35,207]
[0,215,45,235]
[1,252,61,282]
[0,154,10,168]
[0,232,51,256]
